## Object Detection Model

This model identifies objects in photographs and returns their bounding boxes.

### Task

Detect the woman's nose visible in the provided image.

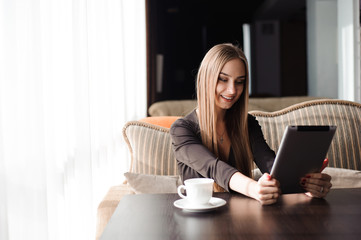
[227,83,236,93]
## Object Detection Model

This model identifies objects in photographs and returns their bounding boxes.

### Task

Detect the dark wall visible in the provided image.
[280,20,307,96]
[147,0,307,110]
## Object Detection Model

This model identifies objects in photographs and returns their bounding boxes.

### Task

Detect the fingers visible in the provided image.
[256,173,281,205]
[320,158,329,172]
[257,188,280,205]
[300,173,332,198]
[259,194,279,205]
[305,184,330,198]
[259,173,280,188]
[305,173,331,181]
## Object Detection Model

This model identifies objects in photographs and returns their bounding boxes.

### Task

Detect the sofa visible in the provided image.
[96,99,361,240]
[148,96,325,116]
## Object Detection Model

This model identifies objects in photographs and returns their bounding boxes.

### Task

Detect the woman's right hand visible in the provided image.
[253,173,281,205]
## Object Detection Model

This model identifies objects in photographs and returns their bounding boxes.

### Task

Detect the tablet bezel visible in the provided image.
[270,125,336,194]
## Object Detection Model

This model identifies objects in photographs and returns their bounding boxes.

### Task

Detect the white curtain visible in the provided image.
[0,0,146,239]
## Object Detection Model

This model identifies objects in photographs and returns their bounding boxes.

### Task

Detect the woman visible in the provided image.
[170,43,332,205]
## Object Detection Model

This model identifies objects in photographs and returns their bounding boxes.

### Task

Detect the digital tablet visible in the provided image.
[270,125,337,194]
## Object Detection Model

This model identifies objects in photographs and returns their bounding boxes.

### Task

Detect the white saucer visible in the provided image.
[173,197,226,212]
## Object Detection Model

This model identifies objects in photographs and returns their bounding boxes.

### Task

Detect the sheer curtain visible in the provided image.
[0,0,146,240]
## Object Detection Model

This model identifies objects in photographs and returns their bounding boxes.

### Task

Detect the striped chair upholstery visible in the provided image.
[250,99,361,170]
[123,121,179,176]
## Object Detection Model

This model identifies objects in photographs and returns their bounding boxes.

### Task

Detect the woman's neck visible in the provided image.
[215,106,227,123]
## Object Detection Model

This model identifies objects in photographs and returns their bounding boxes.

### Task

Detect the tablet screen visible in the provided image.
[270,125,336,194]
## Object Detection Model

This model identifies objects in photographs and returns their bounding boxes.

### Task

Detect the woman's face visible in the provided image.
[215,58,246,112]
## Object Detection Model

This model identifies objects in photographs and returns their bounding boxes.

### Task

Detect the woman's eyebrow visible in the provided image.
[220,72,230,76]
[220,72,246,79]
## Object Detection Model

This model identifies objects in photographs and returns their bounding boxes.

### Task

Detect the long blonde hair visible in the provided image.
[196,43,253,178]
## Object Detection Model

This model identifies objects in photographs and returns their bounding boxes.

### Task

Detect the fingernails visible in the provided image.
[301,179,306,186]
[300,178,307,186]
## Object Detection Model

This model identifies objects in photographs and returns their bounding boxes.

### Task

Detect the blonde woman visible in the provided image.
[170,43,332,205]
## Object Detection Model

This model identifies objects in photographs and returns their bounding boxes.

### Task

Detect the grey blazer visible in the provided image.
[170,110,275,192]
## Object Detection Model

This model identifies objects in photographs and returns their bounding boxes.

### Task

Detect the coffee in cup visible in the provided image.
[177,178,214,206]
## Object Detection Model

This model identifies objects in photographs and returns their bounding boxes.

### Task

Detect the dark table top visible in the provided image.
[100,188,361,240]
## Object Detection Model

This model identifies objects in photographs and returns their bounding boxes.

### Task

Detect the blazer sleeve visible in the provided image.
[248,115,275,174]
[170,117,238,192]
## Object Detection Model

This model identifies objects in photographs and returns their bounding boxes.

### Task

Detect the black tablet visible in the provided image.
[270,125,337,194]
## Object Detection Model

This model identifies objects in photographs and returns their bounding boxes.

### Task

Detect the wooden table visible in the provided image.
[100,188,361,240]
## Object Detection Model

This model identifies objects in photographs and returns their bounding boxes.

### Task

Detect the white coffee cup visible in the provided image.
[177,178,214,206]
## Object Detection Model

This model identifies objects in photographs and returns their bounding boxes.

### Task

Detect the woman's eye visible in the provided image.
[218,78,227,82]
[236,80,245,85]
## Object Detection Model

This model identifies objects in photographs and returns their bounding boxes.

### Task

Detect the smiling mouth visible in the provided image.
[221,95,234,101]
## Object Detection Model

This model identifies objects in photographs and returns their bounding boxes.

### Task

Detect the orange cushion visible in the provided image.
[139,116,180,128]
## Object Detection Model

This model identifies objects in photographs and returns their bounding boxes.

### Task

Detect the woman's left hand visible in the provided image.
[300,173,332,198]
